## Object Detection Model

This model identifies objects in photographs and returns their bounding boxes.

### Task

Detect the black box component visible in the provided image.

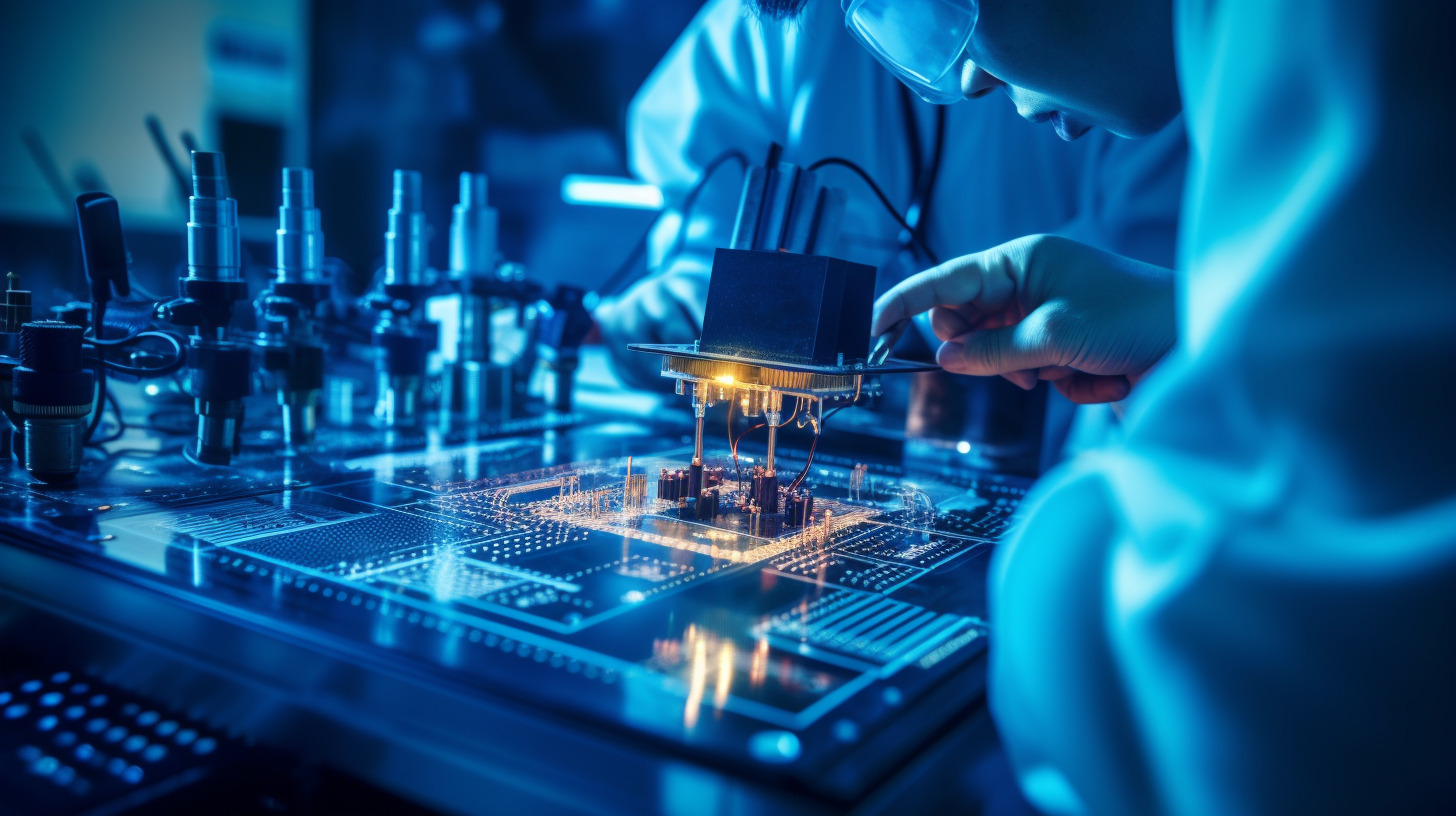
[698,248,876,366]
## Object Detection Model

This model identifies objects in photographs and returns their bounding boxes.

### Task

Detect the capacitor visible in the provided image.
[755,471,779,514]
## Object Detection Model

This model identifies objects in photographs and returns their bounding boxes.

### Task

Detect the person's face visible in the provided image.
[955,0,1180,140]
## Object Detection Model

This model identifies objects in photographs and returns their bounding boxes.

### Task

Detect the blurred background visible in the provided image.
[0,0,702,301]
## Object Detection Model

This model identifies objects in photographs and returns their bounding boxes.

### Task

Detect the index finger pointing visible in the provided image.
[872,250,1017,336]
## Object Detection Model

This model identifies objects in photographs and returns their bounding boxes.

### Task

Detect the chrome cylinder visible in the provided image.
[187,152,241,282]
[276,167,324,283]
[383,170,430,287]
[376,373,423,428]
[281,389,321,447]
[23,417,87,484]
[449,172,499,276]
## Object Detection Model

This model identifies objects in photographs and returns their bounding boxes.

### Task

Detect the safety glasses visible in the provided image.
[842,0,980,105]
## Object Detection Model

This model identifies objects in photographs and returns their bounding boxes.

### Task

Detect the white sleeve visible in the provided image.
[625,0,855,267]
[600,0,843,386]
[598,0,772,384]
[989,2,1456,815]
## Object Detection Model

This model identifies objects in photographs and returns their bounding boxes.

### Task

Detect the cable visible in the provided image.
[787,401,857,493]
[918,106,948,244]
[664,149,748,263]
[596,149,749,298]
[779,398,802,430]
[88,389,127,446]
[84,330,187,377]
[727,398,742,489]
[732,424,765,500]
[807,157,942,266]
[84,352,107,443]
[787,432,820,494]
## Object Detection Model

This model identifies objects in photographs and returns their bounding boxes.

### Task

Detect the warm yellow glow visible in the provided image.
[684,636,708,730]
[750,637,769,688]
[713,642,734,713]
[714,374,735,385]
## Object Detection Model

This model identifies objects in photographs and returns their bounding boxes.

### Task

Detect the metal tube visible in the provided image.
[383,170,429,287]
[692,382,706,465]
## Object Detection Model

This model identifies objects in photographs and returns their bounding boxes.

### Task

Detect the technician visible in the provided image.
[595,0,1187,469]
[795,0,1456,813]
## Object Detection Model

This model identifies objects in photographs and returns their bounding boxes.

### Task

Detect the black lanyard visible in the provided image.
[896,84,946,265]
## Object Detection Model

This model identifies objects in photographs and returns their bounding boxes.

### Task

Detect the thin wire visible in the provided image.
[778,398,801,429]
[807,156,941,266]
[732,422,766,462]
[664,149,749,262]
[597,149,749,297]
[727,397,740,488]
[86,331,187,377]
[787,402,856,493]
[88,389,127,446]
[787,432,820,494]
[84,353,107,442]
[727,395,802,490]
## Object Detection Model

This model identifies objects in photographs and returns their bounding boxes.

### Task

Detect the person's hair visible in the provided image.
[749,0,811,20]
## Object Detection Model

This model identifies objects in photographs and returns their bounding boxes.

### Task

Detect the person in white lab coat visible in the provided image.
[842,0,1455,812]
[594,0,1187,405]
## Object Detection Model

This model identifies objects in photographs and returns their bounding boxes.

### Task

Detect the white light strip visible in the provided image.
[560,174,664,210]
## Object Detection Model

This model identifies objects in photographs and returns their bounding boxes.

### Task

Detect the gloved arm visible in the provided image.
[990,2,1456,815]
[872,234,1176,404]
[592,254,713,391]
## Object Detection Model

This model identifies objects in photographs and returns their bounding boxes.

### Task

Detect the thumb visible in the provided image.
[937,311,1065,377]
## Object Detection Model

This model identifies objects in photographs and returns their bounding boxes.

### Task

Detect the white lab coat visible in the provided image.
[599,0,1186,388]
[990,1,1456,814]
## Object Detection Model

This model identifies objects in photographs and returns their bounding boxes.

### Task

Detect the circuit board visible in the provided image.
[0,424,1027,788]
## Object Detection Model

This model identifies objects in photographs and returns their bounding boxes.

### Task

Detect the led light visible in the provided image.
[714,374,735,385]
[560,175,664,210]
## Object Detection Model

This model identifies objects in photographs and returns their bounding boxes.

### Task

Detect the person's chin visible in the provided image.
[1050,112,1091,142]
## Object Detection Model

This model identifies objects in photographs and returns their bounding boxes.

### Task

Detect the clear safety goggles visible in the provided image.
[842,0,980,105]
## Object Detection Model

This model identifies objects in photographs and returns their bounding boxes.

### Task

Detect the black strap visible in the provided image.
[896,85,947,264]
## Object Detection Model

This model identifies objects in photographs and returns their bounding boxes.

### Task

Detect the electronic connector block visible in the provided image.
[629,247,935,545]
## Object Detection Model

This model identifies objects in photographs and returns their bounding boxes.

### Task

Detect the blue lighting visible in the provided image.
[560,174,664,210]
[747,730,802,764]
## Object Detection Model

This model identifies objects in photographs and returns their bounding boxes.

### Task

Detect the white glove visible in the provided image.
[593,257,711,390]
